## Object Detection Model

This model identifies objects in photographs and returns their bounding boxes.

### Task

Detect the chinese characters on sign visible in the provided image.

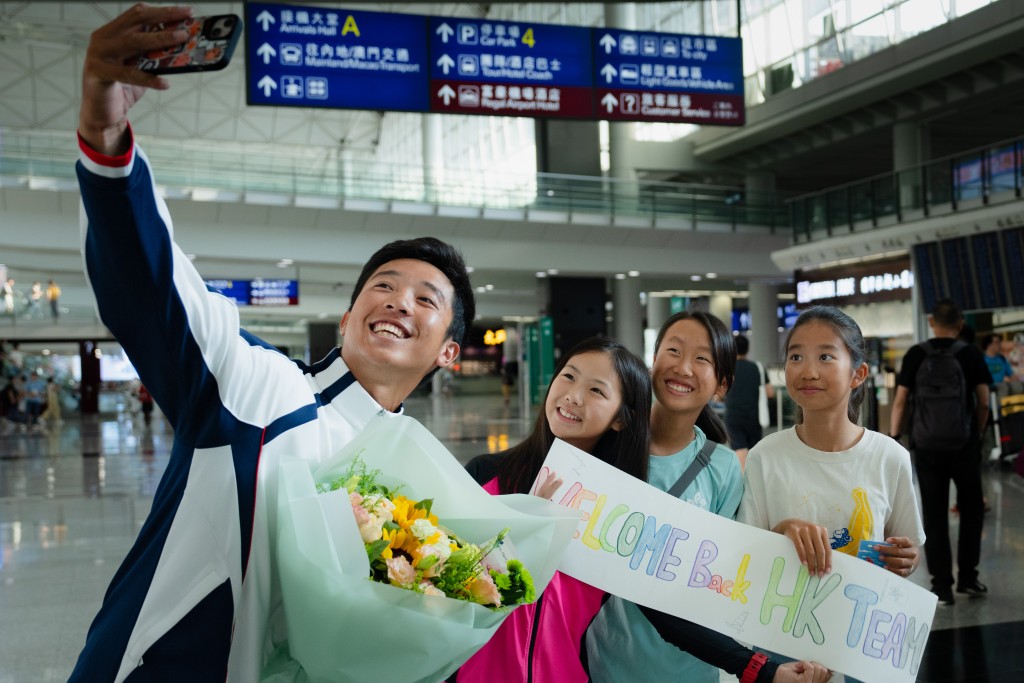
[245,3,744,125]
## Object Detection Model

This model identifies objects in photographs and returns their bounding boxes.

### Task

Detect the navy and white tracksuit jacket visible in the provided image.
[71,134,399,682]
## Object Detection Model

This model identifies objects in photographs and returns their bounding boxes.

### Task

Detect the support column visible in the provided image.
[604,2,638,203]
[612,275,643,357]
[745,171,776,222]
[645,294,673,364]
[709,293,732,331]
[748,281,781,365]
[893,121,928,211]
[546,276,607,359]
[423,113,445,202]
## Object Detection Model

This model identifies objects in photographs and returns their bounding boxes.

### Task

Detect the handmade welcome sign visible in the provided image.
[536,440,937,683]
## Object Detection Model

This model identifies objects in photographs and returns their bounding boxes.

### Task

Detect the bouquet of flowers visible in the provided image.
[268,415,578,683]
[319,457,536,609]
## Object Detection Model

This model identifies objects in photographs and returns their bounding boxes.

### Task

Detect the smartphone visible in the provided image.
[137,14,243,74]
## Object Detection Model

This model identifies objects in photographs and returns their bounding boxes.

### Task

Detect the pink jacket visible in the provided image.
[453,477,606,683]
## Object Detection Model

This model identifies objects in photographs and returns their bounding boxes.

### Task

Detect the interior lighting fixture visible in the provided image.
[706,272,717,279]
[628,271,640,277]
[547,268,559,275]
[535,271,547,278]
[690,275,702,281]
[615,273,626,279]
[485,284,494,290]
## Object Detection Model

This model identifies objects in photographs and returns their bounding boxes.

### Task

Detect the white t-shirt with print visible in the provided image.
[739,427,926,554]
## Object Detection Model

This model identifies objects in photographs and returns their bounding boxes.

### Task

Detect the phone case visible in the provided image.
[137,15,243,74]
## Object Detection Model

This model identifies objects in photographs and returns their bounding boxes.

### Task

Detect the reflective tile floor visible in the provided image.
[2,392,1023,682]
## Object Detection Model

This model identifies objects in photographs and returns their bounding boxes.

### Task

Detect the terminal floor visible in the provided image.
[1,392,1023,682]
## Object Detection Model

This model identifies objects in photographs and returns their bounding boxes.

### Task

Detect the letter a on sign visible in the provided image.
[342,15,360,36]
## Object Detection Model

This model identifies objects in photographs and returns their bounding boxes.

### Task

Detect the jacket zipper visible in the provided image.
[526,592,544,683]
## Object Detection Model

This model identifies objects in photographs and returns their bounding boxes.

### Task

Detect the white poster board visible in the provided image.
[538,440,937,683]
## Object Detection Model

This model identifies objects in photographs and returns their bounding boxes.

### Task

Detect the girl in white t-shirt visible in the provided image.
[739,306,925,582]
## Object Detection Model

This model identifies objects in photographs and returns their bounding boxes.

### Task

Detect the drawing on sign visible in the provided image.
[621,93,638,114]
[619,35,638,55]
[661,38,679,57]
[641,36,658,56]
[307,77,328,98]
[458,23,478,44]
[599,34,616,54]
[458,85,480,107]
[280,43,302,64]
[620,64,638,84]
[458,54,479,76]
[282,76,303,98]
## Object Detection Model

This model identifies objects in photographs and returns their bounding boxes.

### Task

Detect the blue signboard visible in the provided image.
[428,16,593,118]
[245,3,429,112]
[593,28,744,124]
[205,278,299,306]
[244,2,744,126]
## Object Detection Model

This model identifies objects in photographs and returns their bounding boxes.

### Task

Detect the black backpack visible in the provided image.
[911,340,971,450]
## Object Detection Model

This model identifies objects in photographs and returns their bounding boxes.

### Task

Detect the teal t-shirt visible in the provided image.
[585,426,743,683]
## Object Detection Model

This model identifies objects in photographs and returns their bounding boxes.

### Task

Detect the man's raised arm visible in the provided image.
[79,3,192,155]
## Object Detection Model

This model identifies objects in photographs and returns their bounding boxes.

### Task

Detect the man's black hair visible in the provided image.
[349,237,476,346]
[931,298,963,330]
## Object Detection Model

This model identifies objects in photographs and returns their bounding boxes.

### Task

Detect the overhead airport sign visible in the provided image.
[593,29,744,124]
[205,278,300,306]
[246,2,744,125]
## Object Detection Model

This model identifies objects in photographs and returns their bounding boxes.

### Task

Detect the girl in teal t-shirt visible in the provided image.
[587,311,745,683]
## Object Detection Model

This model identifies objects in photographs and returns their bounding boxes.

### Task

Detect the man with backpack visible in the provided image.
[889,298,992,606]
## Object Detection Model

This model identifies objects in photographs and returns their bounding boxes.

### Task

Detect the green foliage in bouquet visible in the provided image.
[319,456,536,610]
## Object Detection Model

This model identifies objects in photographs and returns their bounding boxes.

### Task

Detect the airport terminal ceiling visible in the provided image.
[1,1,1021,327]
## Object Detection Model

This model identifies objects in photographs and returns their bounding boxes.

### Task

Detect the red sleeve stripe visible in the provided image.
[77,123,136,178]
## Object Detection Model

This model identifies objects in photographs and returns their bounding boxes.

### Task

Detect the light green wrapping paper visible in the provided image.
[271,415,580,683]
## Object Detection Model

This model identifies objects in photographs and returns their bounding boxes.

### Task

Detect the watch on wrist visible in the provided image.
[741,652,769,683]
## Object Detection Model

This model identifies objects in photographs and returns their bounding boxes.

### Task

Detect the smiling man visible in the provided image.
[70,5,475,682]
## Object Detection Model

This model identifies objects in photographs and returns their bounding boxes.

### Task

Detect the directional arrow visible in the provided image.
[601,93,618,113]
[256,10,275,32]
[438,84,456,105]
[436,54,455,75]
[599,33,617,54]
[436,22,454,43]
[600,63,617,84]
[256,43,277,65]
[258,75,277,98]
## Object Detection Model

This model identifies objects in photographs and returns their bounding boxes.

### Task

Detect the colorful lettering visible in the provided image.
[580,495,607,550]
[629,516,671,575]
[731,553,751,604]
[880,612,907,668]
[844,584,880,647]
[759,557,809,633]
[900,616,929,675]
[792,573,842,645]
[688,539,718,588]
[599,503,629,553]
[616,511,645,557]
[557,480,582,506]
[655,527,690,581]
[569,488,598,540]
